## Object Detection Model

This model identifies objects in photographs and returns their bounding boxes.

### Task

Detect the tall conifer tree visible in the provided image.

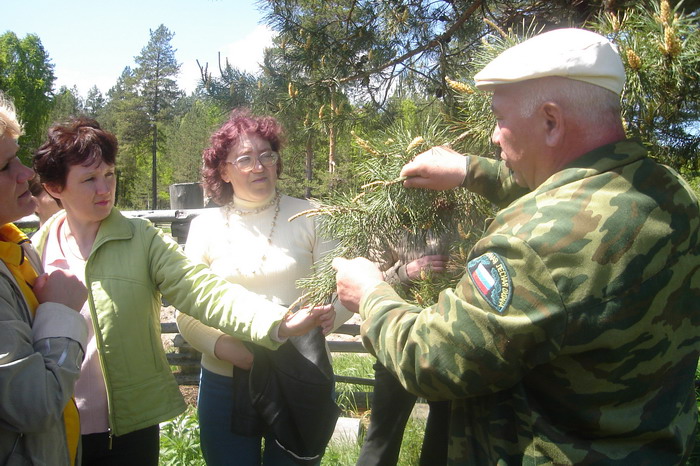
[134,24,182,208]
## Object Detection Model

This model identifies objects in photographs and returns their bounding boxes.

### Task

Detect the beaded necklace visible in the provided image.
[223,192,281,276]
[225,192,279,217]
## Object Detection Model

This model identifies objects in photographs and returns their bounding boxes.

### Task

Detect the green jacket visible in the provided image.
[33,209,287,436]
[360,140,700,464]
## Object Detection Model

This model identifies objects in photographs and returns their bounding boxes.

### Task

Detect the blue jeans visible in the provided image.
[198,367,309,466]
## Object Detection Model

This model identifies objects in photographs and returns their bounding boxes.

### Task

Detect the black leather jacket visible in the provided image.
[231,328,340,464]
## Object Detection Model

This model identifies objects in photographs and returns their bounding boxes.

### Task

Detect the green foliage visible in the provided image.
[436,0,700,171]
[134,24,183,209]
[594,0,700,170]
[199,61,257,111]
[102,67,150,208]
[682,170,700,196]
[320,442,362,465]
[262,0,481,105]
[295,119,491,306]
[48,85,82,126]
[83,86,107,119]
[0,31,55,163]
[163,98,225,187]
[260,0,414,194]
[98,25,183,209]
[332,353,375,413]
[134,24,182,123]
[159,406,205,466]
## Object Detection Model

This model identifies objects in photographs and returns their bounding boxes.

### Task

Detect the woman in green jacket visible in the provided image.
[31,117,334,466]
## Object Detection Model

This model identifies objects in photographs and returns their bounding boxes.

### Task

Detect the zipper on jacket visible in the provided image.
[84,256,117,442]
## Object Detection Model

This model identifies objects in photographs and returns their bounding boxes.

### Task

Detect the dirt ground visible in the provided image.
[179,385,199,406]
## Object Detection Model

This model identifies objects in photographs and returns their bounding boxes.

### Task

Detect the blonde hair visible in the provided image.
[0,91,23,140]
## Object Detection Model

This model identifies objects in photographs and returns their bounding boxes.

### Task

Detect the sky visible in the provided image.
[2,0,275,98]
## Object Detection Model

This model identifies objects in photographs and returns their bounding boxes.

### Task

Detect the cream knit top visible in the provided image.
[176,191,351,377]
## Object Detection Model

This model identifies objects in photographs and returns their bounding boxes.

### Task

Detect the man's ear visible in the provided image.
[541,102,564,147]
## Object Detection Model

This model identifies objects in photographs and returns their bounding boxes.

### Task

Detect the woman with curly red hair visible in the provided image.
[177,109,350,465]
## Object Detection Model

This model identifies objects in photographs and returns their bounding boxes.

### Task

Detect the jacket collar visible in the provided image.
[34,207,134,258]
[92,208,134,252]
[532,139,647,196]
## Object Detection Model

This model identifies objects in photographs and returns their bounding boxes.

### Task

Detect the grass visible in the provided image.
[159,406,205,466]
[321,415,426,466]
[332,353,375,416]
[325,353,425,465]
[687,364,700,466]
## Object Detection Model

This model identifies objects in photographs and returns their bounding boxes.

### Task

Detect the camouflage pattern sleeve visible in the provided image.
[359,140,700,463]
[360,234,565,401]
[463,155,530,208]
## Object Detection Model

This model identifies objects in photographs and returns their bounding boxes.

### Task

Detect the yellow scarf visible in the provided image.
[0,224,80,465]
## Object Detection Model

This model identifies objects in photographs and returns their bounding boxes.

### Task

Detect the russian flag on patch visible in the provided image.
[467,252,513,313]
[471,263,495,295]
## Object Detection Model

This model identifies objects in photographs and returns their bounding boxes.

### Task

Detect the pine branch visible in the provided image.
[294,120,492,307]
[332,1,484,85]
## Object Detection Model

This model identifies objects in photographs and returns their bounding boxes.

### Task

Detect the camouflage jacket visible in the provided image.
[359,140,700,464]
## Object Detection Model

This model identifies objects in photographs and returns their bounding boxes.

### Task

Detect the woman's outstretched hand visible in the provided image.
[278,304,335,338]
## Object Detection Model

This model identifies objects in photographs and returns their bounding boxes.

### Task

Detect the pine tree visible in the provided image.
[595,0,700,170]
[294,119,492,308]
[84,86,106,119]
[102,67,151,208]
[134,24,182,209]
[292,0,700,309]
[163,98,224,185]
[48,85,83,125]
[198,56,257,110]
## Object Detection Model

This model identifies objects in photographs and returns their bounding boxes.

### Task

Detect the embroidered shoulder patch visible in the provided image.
[467,252,513,313]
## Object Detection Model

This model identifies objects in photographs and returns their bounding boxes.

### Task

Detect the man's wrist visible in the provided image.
[358,281,385,319]
[460,155,471,188]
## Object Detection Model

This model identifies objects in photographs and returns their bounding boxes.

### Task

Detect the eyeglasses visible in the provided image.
[225,151,279,172]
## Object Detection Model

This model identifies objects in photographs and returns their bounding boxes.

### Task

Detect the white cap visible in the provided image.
[474,28,626,95]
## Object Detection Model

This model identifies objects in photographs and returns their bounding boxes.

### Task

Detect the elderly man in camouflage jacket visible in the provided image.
[334,28,700,464]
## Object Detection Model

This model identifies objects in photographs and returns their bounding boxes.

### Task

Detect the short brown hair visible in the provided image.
[34,117,118,189]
